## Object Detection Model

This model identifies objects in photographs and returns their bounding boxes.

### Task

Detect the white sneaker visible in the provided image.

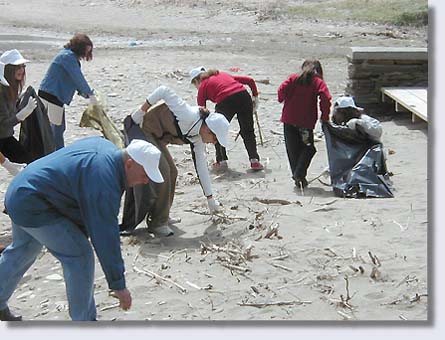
[149,225,174,237]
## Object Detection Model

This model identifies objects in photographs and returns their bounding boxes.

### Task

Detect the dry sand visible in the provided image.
[0,0,429,322]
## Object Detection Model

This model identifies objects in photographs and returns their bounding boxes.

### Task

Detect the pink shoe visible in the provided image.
[250,159,264,171]
[212,160,228,170]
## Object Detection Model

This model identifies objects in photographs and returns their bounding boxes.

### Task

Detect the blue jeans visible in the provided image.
[0,219,96,320]
[51,110,66,150]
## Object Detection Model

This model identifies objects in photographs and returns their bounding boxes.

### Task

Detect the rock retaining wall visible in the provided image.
[345,47,428,108]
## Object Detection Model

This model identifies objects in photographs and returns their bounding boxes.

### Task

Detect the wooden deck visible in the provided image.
[381,87,428,123]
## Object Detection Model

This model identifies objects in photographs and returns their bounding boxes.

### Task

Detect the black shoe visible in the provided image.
[0,307,22,321]
[294,177,308,188]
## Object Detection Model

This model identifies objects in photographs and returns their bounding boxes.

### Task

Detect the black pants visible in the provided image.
[283,123,316,181]
[214,90,259,162]
[0,136,33,164]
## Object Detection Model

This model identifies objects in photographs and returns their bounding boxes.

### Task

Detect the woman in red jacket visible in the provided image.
[190,67,263,171]
[278,59,332,189]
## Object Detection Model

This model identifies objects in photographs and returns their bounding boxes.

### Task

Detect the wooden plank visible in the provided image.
[381,87,428,122]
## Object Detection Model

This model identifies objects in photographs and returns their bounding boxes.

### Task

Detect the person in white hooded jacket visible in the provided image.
[127,85,230,237]
[332,96,382,143]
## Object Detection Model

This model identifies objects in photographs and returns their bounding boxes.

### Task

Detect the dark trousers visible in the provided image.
[283,123,316,181]
[0,136,33,164]
[214,90,259,162]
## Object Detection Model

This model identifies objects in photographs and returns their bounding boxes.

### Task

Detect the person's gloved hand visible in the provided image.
[207,196,221,214]
[1,158,25,176]
[252,96,259,112]
[131,108,146,125]
[16,97,37,121]
[346,118,359,130]
[89,94,98,106]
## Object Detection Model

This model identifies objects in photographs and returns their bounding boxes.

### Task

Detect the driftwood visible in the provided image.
[268,262,293,272]
[238,300,311,308]
[133,265,187,293]
[253,197,302,206]
[221,263,251,272]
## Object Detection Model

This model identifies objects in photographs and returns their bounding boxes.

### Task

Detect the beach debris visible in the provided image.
[264,222,281,240]
[268,262,293,272]
[185,281,213,291]
[392,219,408,231]
[270,253,289,261]
[132,266,187,294]
[382,293,428,306]
[164,69,187,80]
[238,300,311,308]
[100,302,120,312]
[395,274,418,287]
[270,129,283,136]
[368,251,381,267]
[200,240,255,273]
[370,267,382,280]
[337,310,353,320]
[253,197,302,206]
[256,79,270,85]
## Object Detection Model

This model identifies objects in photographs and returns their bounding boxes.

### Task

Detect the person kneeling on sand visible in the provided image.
[121,85,230,237]
[0,137,163,321]
[331,95,382,143]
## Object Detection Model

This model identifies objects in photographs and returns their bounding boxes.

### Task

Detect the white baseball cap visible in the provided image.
[189,66,206,83]
[335,96,363,110]
[0,62,9,86]
[0,49,29,66]
[126,139,164,183]
[205,112,230,147]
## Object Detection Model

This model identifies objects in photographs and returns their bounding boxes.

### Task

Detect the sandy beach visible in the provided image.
[0,0,430,323]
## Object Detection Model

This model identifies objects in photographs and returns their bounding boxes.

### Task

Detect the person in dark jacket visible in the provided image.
[277,59,332,189]
[0,137,163,321]
[0,51,37,164]
[39,33,97,149]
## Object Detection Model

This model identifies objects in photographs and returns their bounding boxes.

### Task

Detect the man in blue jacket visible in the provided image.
[0,136,163,321]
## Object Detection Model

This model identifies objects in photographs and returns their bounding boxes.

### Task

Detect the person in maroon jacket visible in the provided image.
[190,67,263,171]
[277,59,332,189]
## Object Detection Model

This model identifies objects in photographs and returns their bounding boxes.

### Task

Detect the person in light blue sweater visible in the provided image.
[39,33,97,149]
[0,137,163,321]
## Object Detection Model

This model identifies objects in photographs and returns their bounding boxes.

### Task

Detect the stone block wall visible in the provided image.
[345,47,428,108]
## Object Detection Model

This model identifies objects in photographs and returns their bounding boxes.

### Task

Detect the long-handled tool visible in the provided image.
[234,110,264,146]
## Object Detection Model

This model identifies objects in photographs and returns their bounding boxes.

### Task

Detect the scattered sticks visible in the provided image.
[133,265,187,294]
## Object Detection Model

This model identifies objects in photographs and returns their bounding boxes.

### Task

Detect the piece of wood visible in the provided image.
[381,87,427,122]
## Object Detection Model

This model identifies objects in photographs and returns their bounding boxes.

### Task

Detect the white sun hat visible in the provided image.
[205,112,230,147]
[0,62,9,86]
[0,49,29,65]
[189,66,206,83]
[126,139,164,183]
[335,96,363,110]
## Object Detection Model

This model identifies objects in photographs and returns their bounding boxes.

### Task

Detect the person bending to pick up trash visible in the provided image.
[121,85,230,237]
[0,137,163,321]
[39,33,98,149]
[190,66,263,171]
